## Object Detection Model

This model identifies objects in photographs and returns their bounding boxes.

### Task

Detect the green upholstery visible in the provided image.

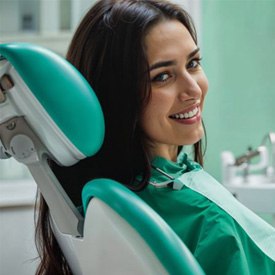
[82,179,205,275]
[0,43,104,157]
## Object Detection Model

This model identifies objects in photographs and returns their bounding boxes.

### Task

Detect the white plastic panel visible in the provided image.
[53,198,168,275]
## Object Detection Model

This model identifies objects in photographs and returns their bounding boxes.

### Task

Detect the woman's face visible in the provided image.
[141,20,208,161]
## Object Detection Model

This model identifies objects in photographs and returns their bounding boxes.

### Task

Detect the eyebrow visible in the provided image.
[149,47,200,72]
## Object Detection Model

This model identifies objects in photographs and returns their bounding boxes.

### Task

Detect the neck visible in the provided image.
[149,144,179,162]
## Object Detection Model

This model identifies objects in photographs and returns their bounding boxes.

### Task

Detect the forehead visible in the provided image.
[145,20,196,64]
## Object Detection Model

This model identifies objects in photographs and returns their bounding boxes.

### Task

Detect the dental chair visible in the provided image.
[0,43,204,275]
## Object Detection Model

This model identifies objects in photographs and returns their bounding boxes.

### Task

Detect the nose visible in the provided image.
[177,72,202,101]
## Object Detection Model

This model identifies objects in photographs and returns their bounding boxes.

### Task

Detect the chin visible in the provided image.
[182,129,205,146]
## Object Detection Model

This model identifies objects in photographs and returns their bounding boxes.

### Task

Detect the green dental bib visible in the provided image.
[137,155,275,275]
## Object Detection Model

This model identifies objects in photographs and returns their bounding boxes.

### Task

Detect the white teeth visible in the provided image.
[171,107,199,120]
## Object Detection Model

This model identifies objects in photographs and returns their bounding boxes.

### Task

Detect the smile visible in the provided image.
[170,107,199,120]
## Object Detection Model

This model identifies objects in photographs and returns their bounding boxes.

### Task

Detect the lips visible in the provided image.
[169,106,199,120]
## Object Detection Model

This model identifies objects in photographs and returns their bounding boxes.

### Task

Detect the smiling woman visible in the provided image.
[35,0,275,274]
[142,20,208,161]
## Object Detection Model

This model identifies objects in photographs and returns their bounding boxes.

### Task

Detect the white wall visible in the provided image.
[0,179,38,275]
[0,0,20,34]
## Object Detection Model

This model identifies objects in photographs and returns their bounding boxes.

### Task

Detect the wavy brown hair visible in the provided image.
[35,0,205,274]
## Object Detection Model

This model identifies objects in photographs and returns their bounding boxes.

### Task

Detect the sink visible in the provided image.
[224,175,275,214]
[227,174,272,185]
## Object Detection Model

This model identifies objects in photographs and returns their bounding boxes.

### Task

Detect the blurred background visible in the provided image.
[202,0,275,180]
[1,0,274,180]
[0,0,275,274]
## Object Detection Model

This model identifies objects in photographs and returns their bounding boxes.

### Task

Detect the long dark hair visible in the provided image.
[36,0,205,274]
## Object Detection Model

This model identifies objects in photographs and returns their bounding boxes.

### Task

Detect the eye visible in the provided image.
[187,58,202,70]
[151,72,171,83]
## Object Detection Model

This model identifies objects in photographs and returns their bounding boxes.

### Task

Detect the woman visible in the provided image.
[36,0,275,274]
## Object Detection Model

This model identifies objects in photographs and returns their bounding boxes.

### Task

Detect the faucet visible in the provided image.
[234,147,261,182]
[221,146,268,184]
[261,132,275,181]
[234,146,260,166]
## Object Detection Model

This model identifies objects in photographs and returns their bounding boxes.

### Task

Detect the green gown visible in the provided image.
[137,154,275,275]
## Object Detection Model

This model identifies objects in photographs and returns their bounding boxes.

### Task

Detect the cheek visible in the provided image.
[141,100,161,128]
[140,92,172,130]
[144,91,171,117]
